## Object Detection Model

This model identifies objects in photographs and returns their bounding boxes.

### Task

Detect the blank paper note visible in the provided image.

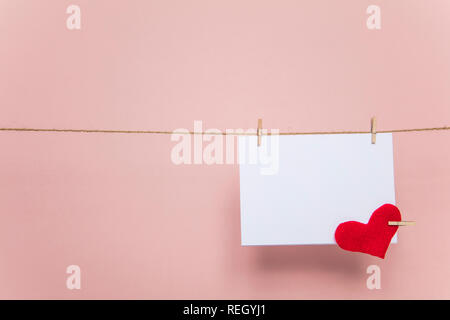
[238,133,396,246]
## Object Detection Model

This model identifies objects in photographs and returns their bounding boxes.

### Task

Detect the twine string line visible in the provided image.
[0,126,449,135]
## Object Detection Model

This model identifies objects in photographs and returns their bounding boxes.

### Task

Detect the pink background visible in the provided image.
[1,0,449,299]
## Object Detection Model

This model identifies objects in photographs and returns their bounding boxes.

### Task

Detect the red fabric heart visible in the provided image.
[335,204,401,259]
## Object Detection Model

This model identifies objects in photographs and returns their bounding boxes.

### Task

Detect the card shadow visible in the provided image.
[250,245,365,276]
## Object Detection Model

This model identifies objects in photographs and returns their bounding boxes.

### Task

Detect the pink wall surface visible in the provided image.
[0,0,449,299]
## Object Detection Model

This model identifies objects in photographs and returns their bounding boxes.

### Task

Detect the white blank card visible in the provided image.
[239,133,396,245]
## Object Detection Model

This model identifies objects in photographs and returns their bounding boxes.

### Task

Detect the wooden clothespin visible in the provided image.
[257,118,262,147]
[388,221,416,226]
[371,117,377,144]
